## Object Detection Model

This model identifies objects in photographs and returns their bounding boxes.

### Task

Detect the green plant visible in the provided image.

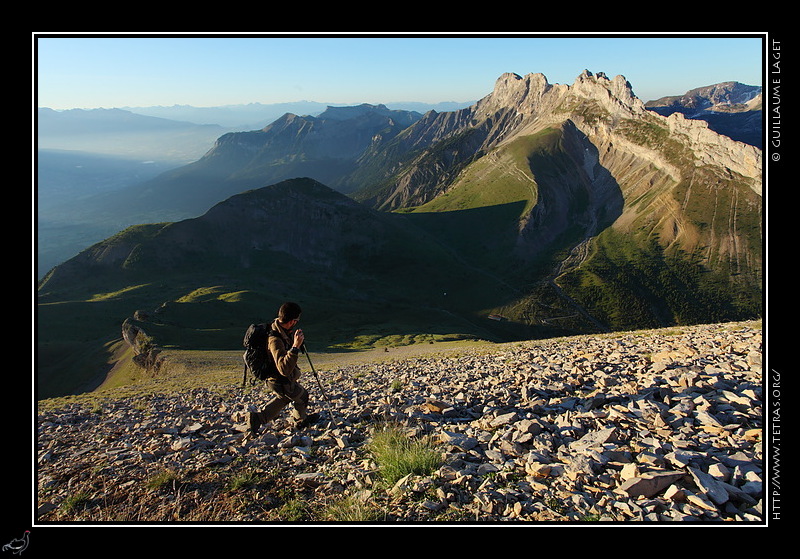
[146,469,180,491]
[545,496,566,514]
[367,423,442,485]
[61,491,92,514]
[321,494,384,522]
[275,498,312,521]
[227,470,259,492]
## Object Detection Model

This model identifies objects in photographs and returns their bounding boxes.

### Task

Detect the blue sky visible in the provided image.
[34,33,765,110]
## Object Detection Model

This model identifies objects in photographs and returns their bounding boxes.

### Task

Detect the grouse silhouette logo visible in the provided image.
[2,531,29,555]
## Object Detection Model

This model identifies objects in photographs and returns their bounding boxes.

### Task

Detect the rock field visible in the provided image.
[36,321,765,524]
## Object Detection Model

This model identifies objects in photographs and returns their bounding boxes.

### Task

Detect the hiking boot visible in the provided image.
[246,412,263,434]
[292,412,321,430]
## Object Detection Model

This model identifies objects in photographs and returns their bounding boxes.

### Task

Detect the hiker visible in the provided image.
[236,302,319,437]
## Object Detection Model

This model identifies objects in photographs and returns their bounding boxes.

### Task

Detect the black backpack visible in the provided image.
[241,323,278,387]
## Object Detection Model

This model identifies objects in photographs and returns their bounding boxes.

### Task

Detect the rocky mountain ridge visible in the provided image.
[645,81,762,115]
[358,70,761,209]
[37,320,763,523]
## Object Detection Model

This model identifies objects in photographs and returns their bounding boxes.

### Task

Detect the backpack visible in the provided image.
[241,323,278,387]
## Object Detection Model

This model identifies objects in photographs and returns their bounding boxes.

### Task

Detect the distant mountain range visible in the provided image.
[122,100,474,129]
[645,81,762,148]
[37,100,474,163]
[35,100,475,276]
[36,72,763,398]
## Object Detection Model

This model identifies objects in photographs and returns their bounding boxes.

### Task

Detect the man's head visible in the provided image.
[277,302,302,325]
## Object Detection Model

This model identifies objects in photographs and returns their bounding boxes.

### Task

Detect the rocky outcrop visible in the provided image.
[664,112,762,193]
[37,321,762,522]
[121,316,164,372]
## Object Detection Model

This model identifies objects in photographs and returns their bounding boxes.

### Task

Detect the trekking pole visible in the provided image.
[301,343,332,412]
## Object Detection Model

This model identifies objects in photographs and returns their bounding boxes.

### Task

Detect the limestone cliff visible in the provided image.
[355,70,760,213]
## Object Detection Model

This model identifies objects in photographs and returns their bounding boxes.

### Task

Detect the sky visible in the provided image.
[34,33,766,110]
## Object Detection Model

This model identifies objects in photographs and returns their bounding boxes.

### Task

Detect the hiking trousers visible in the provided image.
[258,376,309,423]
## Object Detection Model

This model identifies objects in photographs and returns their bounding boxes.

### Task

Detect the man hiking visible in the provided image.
[235,302,319,439]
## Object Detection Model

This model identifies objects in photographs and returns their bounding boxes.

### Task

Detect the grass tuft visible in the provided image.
[367,423,442,485]
[321,494,385,522]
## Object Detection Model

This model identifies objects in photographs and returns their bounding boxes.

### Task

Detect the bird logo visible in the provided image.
[2,531,29,555]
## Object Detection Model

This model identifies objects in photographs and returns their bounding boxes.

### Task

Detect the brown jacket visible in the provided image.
[268,319,301,380]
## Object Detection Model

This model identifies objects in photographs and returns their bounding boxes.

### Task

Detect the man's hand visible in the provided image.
[293,328,305,350]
